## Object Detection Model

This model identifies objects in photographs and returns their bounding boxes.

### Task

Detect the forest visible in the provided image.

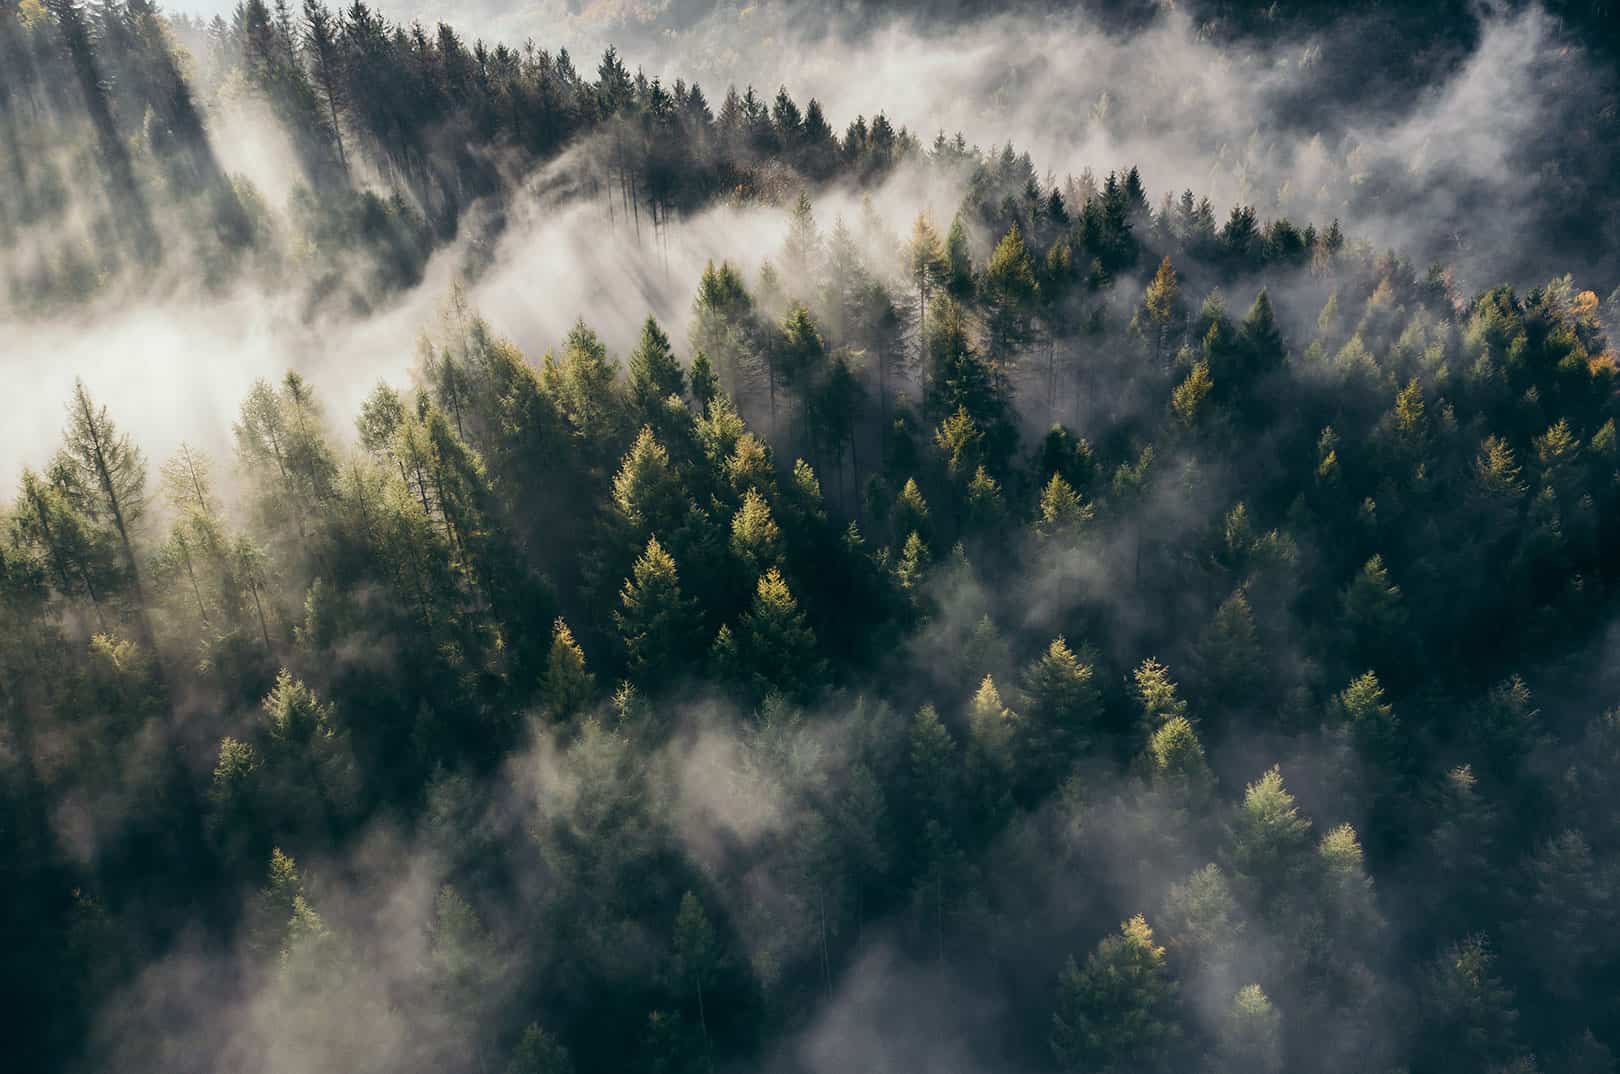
[4,0,1620,1072]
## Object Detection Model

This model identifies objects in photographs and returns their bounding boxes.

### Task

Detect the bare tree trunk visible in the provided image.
[179,535,211,626]
[249,577,272,651]
[695,978,713,1074]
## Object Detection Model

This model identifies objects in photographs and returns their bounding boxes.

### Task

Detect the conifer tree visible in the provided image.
[944,213,974,300]
[1171,360,1213,427]
[1018,637,1100,790]
[893,477,930,545]
[716,567,822,701]
[612,427,685,538]
[1052,915,1180,1074]
[302,0,349,179]
[1142,256,1181,364]
[542,618,593,722]
[671,891,719,1066]
[1227,767,1312,899]
[615,536,698,691]
[1148,716,1214,802]
[909,211,946,361]
[629,315,686,413]
[967,673,1017,770]
[1196,589,1263,707]
[984,223,1038,365]
[60,381,149,621]
[1037,473,1092,541]
[729,488,782,573]
[1160,863,1240,969]
[508,1024,575,1074]
[1215,984,1282,1074]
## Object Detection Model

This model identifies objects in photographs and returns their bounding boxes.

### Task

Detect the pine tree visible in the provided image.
[1196,589,1263,707]
[1240,289,1285,379]
[909,211,946,363]
[60,381,150,623]
[783,190,819,287]
[612,427,685,537]
[944,213,974,299]
[542,618,593,722]
[1343,554,1407,675]
[1143,256,1181,364]
[1148,716,1214,802]
[717,567,822,700]
[984,224,1038,366]
[15,468,116,628]
[689,352,721,412]
[429,885,500,1068]
[507,1024,575,1074]
[1160,863,1240,968]
[1318,823,1380,939]
[934,406,983,480]
[671,891,719,1068]
[615,536,698,691]
[1171,360,1213,427]
[1037,473,1093,541]
[729,488,782,573]
[1333,671,1398,765]
[893,477,930,544]
[1215,984,1282,1074]
[302,0,349,179]
[1018,637,1101,790]
[546,320,624,453]
[1227,767,1312,899]
[629,315,686,412]
[1052,915,1180,1074]
[967,673,1017,770]
[690,261,760,404]
[1418,936,1521,1074]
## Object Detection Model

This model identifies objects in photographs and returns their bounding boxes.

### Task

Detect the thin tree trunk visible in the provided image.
[819,884,832,996]
[179,536,211,626]
[250,579,272,651]
[695,978,713,1074]
[79,394,154,649]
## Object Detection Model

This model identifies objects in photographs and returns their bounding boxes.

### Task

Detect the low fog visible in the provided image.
[9,0,1616,483]
[7,2,1620,1073]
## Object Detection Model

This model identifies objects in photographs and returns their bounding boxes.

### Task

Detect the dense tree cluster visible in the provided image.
[7,2,1620,1074]
[1,0,921,313]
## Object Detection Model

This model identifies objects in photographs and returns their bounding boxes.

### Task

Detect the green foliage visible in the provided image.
[629,316,686,411]
[1228,767,1312,893]
[612,428,683,535]
[10,24,1620,1074]
[1148,716,1213,801]
[894,477,930,542]
[1420,936,1522,1073]
[1215,984,1282,1074]
[1160,864,1241,967]
[1018,637,1101,789]
[1052,915,1180,1074]
[508,1024,575,1074]
[1134,658,1189,730]
[1333,671,1398,762]
[1171,359,1213,425]
[1196,589,1262,704]
[729,488,782,573]
[542,619,594,723]
[1037,473,1093,539]
[715,567,823,701]
[616,536,699,691]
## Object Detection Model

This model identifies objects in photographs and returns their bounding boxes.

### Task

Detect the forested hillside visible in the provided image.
[5,2,1620,1073]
